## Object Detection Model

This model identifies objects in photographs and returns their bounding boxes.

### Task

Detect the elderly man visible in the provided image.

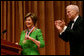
[55,5,83,55]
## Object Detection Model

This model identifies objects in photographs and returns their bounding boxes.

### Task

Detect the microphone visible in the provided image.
[2,30,7,34]
[1,30,7,39]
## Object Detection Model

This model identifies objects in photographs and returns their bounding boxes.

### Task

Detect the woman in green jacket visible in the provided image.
[18,12,45,55]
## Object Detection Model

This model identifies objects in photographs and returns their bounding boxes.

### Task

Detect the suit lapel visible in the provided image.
[72,16,81,30]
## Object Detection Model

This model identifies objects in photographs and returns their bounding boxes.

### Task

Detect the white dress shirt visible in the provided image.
[60,15,79,35]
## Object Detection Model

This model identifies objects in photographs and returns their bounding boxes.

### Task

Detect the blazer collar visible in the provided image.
[72,15,81,29]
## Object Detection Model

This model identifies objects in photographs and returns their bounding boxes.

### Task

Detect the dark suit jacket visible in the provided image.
[59,16,84,55]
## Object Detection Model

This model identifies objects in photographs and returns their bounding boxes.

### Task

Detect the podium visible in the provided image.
[1,38,22,55]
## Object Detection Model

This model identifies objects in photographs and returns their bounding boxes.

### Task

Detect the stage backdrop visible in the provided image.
[1,1,83,55]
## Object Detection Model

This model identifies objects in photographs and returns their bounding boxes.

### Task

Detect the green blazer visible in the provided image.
[19,28,45,55]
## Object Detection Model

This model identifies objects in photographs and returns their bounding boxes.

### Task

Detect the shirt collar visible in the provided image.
[73,15,79,23]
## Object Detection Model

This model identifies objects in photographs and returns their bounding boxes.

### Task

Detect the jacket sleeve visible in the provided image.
[36,29,45,48]
[19,31,24,46]
[59,18,84,42]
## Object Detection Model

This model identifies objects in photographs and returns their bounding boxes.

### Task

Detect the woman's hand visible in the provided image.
[25,35,31,40]
[25,35,40,47]
[25,34,40,47]
[15,42,18,45]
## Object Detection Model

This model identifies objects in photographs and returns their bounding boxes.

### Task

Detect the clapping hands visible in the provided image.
[55,19,65,33]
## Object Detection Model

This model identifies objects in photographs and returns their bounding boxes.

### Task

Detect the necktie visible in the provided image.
[68,21,74,29]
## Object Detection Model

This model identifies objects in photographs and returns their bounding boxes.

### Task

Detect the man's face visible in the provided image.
[66,7,77,21]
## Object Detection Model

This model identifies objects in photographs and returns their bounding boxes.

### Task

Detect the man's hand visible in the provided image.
[55,20,65,33]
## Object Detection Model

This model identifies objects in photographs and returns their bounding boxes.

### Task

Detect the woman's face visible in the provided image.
[25,17,34,28]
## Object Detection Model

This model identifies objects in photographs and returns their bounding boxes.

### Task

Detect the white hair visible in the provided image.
[66,5,79,13]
